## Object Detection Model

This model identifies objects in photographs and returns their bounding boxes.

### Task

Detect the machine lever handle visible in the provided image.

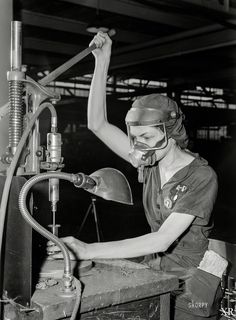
[38,29,116,87]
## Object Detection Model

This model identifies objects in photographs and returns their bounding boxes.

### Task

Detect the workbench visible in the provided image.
[31,259,179,320]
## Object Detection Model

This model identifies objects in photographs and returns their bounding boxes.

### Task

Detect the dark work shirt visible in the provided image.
[142,153,218,269]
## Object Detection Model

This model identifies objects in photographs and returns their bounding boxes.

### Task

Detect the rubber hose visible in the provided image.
[18,172,74,276]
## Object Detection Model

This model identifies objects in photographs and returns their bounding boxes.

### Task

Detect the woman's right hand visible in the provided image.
[47,236,89,261]
[90,31,112,62]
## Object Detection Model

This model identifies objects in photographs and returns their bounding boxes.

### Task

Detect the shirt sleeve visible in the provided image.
[172,166,218,222]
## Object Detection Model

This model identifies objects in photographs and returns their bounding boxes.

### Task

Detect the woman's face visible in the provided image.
[128,124,171,167]
[129,125,166,149]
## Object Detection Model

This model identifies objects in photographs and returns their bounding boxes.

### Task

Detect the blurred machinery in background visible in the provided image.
[0,21,132,320]
[221,274,236,319]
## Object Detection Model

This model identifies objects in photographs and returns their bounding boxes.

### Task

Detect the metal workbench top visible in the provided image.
[31,259,179,319]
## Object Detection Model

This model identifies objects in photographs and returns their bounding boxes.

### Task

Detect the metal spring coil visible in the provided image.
[8,80,23,154]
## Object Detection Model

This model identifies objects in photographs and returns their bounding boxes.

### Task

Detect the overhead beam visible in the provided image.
[29,24,219,75]
[59,0,209,28]
[24,37,84,55]
[178,0,236,16]
[21,9,155,44]
[21,9,88,35]
[25,47,236,90]
[112,24,223,55]
[23,24,236,90]
[176,0,236,29]
[109,29,236,70]
[55,26,236,79]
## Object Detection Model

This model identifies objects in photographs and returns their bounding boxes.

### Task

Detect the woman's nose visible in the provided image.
[136,137,145,144]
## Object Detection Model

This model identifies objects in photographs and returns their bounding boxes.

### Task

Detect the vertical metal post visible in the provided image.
[10,21,22,71]
[0,0,12,172]
[8,21,24,157]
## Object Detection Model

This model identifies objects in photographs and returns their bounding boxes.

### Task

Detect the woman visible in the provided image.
[48,32,226,319]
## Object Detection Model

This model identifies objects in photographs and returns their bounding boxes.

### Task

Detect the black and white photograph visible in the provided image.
[0,1,235,319]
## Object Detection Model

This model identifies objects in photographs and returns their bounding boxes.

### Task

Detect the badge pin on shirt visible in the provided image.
[164,184,188,209]
[164,197,173,209]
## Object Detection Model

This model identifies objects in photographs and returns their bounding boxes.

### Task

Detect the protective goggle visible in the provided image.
[126,123,168,152]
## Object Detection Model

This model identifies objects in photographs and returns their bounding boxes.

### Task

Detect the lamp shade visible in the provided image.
[88,168,133,205]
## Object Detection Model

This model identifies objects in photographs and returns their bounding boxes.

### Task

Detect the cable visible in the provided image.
[70,278,82,320]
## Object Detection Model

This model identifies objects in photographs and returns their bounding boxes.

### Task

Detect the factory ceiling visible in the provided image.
[15,0,236,105]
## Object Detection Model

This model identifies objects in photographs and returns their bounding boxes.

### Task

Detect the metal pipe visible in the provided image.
[8,21,24,156]
[10,21,22,71]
